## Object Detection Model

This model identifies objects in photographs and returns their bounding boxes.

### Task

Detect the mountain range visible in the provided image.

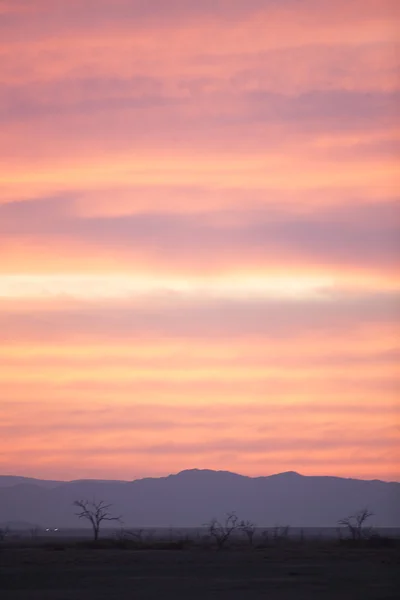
[0,469,399,528]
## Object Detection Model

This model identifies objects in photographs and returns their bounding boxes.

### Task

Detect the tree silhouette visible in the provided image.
[338,508,374,541]
[204,511,238,549]
[73,499,122,541]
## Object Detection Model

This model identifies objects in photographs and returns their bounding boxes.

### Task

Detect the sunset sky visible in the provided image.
[0,0,399,482]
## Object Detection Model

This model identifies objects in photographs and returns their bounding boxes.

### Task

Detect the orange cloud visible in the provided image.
[0,0,399,481]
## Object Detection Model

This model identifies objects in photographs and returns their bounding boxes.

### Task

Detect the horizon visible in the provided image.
[1,1,399,483]
[2,468,400,485]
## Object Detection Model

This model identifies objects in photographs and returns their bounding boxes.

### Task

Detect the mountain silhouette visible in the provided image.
[0,469,398,528]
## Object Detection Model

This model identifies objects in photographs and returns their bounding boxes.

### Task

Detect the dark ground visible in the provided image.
[1,544,399,599]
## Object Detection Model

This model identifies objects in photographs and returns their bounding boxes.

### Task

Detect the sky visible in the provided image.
[0,0,399,482]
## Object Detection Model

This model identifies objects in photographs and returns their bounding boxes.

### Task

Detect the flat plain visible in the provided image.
[1,541,399,600]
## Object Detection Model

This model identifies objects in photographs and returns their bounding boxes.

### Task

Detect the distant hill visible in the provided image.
[0,469,398,528]
[0,475,62,489]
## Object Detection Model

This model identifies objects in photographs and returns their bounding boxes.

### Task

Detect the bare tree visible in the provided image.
[73,499,122,541]
[204,511,238,549]
[338,508,374,541]
[239,519,257,547]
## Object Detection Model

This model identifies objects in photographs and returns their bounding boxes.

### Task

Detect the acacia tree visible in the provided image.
[338,508,374,541]
[73,499,122,541]
[204,511,238,549]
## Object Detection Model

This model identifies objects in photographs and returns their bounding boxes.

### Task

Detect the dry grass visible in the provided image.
[1,537,399,599]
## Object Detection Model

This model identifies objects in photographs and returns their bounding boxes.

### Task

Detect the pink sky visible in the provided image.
[0,0,399,481]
